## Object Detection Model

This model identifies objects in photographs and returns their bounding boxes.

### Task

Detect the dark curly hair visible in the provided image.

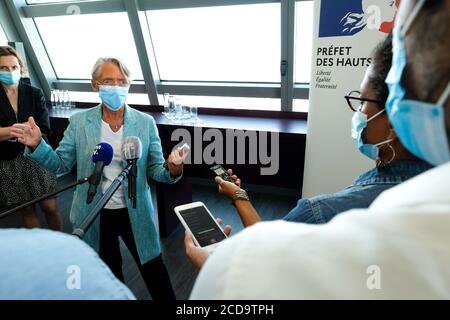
[408,0,450,103]
[368,32,393,110]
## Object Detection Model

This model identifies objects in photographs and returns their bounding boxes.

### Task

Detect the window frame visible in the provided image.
[0,24,8,45]
[12,0,312,113]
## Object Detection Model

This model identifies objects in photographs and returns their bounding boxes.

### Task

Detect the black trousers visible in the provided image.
[99,208,176,301]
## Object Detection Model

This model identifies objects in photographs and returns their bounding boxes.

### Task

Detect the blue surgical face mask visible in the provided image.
[352,109,393,160]
[385,0,450,166]
[0,70,21,85]
[99,85,129,111]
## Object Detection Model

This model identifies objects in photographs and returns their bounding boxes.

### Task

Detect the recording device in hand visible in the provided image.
[122,136,142,208]
[210,165,234,183]
[86,142,113,204]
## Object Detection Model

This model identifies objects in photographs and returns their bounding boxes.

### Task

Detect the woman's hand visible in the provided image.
[216,168,260,227]
[184,218,231,271]
[167,147,186,177]
[10,117,42,151]
[215,168,242,199]
[0,126,15,142]
[226,168,241,187]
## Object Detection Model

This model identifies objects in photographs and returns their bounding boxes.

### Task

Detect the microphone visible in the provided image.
[86,142,114,204]
[74,163,132,239]
[122,136,142,208]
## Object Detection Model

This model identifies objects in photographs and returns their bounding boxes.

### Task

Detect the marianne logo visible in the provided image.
[319,0,400,38]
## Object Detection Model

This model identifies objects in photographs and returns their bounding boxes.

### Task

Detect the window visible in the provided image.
[27,0,94,4]
[34,13,143,80]
[67,91,150,106]
[145,4,281,83]
[22,0,314,112]
[294,0,314,84]
[161,95,280,111]
[293,99,309,112]
[0,24,8,46]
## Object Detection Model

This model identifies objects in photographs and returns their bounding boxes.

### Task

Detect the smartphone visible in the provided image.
[174,201,228,252]
[210,165,234,183]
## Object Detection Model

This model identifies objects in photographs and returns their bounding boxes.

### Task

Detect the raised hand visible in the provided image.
[10,116,42,151]
[167,146,187,177]
[226,168,241,187]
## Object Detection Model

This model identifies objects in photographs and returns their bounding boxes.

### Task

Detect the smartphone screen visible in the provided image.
[179,206,227,247]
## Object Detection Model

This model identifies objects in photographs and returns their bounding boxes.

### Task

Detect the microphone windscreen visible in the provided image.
[92,142,114,165]
[122,136,143,160]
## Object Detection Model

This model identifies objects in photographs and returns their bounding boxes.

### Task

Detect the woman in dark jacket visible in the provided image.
[0,46,61,230]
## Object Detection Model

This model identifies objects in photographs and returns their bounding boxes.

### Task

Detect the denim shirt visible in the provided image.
[283,160,433,224]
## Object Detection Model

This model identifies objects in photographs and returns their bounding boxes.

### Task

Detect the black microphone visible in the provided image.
[122,137,142,208]
[86,142,114,204]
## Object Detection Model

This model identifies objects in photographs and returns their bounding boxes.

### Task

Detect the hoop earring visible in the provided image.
[377,143,396,168]
[385,143,396,164]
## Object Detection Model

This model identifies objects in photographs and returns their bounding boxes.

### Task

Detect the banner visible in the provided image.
[302,0,400,198]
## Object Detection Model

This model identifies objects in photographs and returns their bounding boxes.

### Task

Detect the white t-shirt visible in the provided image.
[190,162,450,299]
[100,120,126,209]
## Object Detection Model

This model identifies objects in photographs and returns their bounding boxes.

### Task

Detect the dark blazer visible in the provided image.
[0,80,51,160]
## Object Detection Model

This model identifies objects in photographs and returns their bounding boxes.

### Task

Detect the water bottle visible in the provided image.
[174,99,183,122]
[51,90,57,109]
[163,93,170,115]
[56,90,63,109]
[63,90,70,109]
[190,106,199,121]
[182,105,191,120]
[168,96,176,120]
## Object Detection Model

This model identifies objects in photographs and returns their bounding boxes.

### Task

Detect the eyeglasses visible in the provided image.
[96,79,129,88]
[344,90,383,112]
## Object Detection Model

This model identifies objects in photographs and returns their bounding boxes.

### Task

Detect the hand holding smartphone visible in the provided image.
[174,202,228,252]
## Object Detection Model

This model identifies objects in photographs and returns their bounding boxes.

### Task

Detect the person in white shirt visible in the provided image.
[188,0,450,299]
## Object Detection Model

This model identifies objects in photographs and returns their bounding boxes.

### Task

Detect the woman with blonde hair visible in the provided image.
[0,46,62,230]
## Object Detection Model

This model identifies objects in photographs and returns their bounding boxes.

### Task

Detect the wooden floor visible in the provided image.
[0,174,298,300]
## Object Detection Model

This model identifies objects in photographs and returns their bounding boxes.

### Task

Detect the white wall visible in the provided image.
[302,0,398,198]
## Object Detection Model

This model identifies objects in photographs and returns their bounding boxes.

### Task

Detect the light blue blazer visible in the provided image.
[26,105,181,264]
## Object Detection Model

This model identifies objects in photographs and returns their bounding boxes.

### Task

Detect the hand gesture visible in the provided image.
[10,117,42,150]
